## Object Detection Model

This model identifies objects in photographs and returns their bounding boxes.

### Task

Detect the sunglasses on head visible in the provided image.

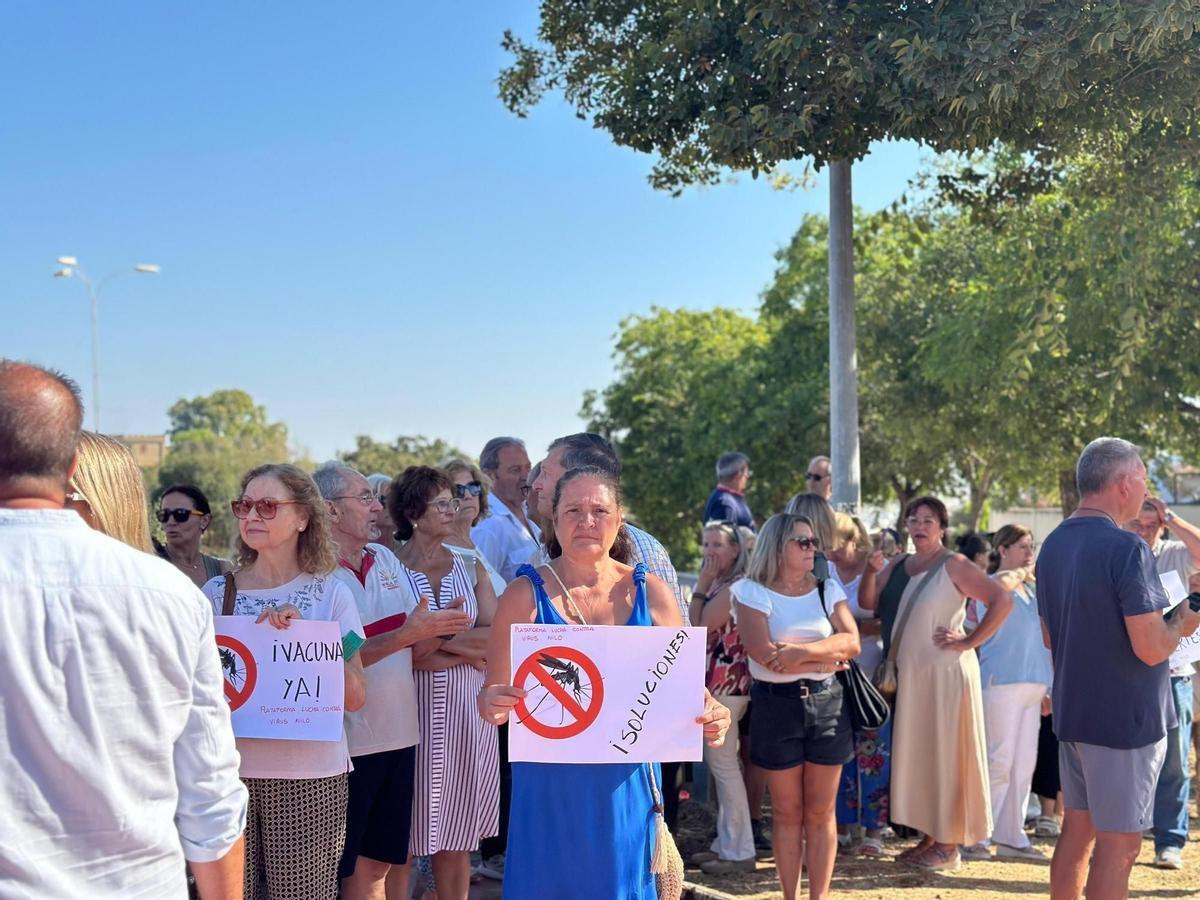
[805,472,826,481]
[157,507,204,524]
[788,536,821,550]
[454,481,483,499]
[231,497,299,520]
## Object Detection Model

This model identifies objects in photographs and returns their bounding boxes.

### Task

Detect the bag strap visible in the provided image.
[887,552,951,663]
[221,572,238,616]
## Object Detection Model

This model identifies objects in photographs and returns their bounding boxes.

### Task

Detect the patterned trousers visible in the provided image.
[243,774,349,900]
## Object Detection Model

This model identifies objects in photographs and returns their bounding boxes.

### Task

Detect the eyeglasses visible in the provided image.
[788,536,821,550]
[157,507,205,524]
[454,481,483,499]
[428,498,461,514]
[231,498,300,519]
[331,493,376,506]
[1011,540,1038,551]
[805,472,826,481]
[905,516,941,528]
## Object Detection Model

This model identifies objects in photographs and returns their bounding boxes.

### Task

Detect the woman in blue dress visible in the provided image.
[479,465,730,899]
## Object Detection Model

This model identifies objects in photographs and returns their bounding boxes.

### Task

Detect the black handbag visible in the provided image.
[817,577,891,731]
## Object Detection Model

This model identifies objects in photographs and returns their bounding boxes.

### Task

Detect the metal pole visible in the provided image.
[827,160,861,511]
[77,272,101,432]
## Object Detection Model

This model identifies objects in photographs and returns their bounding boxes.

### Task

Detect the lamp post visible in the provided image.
[53,256,160,431]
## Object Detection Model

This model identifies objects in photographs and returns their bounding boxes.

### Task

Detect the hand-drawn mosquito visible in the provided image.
[518,653,594,725]
[218,647,246,687]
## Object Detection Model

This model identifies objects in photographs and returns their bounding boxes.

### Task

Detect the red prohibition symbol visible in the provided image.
[513,645,604,739]
[216,635,258,712]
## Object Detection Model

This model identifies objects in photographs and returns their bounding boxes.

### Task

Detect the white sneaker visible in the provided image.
[996,843,1047,861]
[1155,847,1184,870]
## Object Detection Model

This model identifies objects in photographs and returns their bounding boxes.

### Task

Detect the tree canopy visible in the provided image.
[337,435,471,478]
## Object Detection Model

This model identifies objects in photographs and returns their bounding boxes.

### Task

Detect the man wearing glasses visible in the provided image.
[314,463,474,900]
[805,455,833,501]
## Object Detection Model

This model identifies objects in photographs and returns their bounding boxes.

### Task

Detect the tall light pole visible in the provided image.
[53,256,160,431]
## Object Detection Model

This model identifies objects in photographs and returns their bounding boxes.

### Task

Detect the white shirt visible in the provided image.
[203,572,365,779]
[471,494,541,582]
[1156,540,1198,677]
[444,542,507,597]
[334,544,420,755]
[0,509,247,898]
[732,577,848,682]
[840,572,884,675]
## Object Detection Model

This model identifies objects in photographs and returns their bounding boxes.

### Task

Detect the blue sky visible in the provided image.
[1,2,925,463]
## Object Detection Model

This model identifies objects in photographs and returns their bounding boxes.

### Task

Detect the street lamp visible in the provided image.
[53,256,160,431]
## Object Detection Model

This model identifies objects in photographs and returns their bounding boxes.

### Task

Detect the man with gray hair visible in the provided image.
[804,454,832,501]
[703,451,753,527]
[1039,437,1200,900]
[473,436,540,581]
[314,462,473,900]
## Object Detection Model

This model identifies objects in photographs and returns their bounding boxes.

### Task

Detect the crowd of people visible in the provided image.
[1,356,1198,900]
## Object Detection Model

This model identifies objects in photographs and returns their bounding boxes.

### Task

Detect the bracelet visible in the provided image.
[692,591,709,602]
[1165,509,1176,522]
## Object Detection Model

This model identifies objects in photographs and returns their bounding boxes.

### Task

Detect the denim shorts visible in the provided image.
[749,677,853,770]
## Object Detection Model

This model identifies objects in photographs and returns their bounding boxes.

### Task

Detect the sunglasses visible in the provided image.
[788,536,821,550]
[231,497,300,520]
[805,472,827,481]
[157,507,205,524]
[454,481,483,499]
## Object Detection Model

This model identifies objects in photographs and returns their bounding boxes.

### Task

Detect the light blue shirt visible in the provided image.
[978,581,1054,689]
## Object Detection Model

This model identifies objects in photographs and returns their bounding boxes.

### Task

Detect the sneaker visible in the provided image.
[700,857,757,875]
[1033,816,1061,838]
[996,843,1047,861]
[1155,847,1184,870]
[476,853,505,880]
[687,850,719,867]
[961,842,993,861]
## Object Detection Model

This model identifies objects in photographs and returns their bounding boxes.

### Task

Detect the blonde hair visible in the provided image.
[702,519,749,580]
[833,512,870,560]
[783,492,840,552]
[234,463,337,575]
[745,513,814,586]
[441,457,491,526]
[71,432,153,552]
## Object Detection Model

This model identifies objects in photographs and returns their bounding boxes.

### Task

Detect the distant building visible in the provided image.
[115,434,167,469]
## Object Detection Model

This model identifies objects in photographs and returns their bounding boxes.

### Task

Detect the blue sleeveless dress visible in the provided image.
[502,563,660,900]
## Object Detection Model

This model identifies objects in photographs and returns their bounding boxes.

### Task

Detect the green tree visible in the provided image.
[338,435,471,478]
[156,390,290,556]
[501,0,1200,509]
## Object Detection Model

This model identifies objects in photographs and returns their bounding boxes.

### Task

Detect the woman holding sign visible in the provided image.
[732,513,860,900]
[479,465,731,900]
[202,463,367,900]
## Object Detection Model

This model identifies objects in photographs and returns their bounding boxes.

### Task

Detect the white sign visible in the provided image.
[508,624,706,764]
[214,616,346,741]
[1162,572,1200,669]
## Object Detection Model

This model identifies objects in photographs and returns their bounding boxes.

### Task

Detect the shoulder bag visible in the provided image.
[817,578,890,731]
[871,552,951,701]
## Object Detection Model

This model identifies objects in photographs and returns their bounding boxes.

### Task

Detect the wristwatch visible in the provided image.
[1165,509,1176,522]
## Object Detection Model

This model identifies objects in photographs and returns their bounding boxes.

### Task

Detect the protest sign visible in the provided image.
[215,617,345,741]
[1161,572,1200,669]
[508,624,706,764]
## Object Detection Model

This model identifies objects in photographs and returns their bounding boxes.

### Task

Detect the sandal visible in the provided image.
[897,839,932,863]
[1034,815,1061,837]
[859,837,885,857]
[907,844,962,872]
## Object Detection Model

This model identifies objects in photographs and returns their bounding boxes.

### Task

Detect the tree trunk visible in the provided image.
[828,160,861,512]
[1059,469,1080,517]
[891,476,919,546]
[965,468,994,532]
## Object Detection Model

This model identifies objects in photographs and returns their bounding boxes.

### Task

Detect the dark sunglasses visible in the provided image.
[157,507,204,524]
[231,497,299,520]
[788,536,821,550]
[454,481,483,499]
[805,472,827,481]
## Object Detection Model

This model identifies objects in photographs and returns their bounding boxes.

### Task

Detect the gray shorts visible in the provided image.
[1058,738,1167,832]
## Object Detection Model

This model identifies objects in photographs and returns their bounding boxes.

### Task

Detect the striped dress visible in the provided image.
[402,552,500,855]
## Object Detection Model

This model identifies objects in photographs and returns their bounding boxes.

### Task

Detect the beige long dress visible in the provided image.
[890,563,992,845]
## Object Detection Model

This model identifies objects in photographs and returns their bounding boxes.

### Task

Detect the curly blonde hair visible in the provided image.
[234,463,337,574]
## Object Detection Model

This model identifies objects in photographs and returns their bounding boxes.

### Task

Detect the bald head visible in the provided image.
[0,360,84,484]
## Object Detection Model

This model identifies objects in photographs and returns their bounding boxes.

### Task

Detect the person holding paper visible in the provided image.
[1039,438,1200,900]
[202,463,368,900]
[1126,496,1200,870]
[732,512,859,900]
[479,465,731,900]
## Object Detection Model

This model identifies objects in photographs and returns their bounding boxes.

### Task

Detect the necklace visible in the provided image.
[1076,506,1118,527]
[546,565,589,625]
[169,548,201,571]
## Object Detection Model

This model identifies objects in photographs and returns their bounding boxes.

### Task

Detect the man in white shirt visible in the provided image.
[472,437,541,581]
[0,360,246,899]
[1128,496,1200,870]
[315,464,472,900]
